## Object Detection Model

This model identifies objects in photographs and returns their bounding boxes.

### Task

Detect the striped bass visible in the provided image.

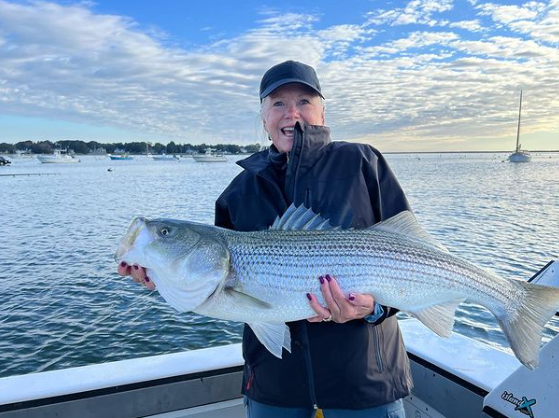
[115,204,559,369]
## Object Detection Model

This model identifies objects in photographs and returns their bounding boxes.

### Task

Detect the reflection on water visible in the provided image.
[0,152,558,377]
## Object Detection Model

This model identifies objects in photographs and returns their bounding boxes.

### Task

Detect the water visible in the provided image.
[1,152,558,378]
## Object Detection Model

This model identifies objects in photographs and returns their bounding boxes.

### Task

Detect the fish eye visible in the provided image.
[159,227,171,237]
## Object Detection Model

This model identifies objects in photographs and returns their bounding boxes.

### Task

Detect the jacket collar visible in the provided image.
[238,122,332,176]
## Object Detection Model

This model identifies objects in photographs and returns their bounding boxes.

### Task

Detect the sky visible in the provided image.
[0,0,558,152]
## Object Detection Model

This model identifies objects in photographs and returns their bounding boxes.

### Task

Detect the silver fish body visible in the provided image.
[116,206,559,369]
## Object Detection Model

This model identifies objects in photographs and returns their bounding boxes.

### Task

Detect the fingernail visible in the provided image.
[120,261,127,267]
[325,275,332,282]
[145,276,150,283]
[349,293,355,301]
[133,265,139,270]
[306,293,312,301]
[319,276,324,284]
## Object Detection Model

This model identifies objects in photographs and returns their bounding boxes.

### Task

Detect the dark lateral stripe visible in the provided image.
[0,365,243,413]
[408,352,489,397]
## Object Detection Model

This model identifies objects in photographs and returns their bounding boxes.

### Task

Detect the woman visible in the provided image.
[119,61,412,417]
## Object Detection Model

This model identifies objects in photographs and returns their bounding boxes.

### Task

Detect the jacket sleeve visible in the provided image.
[215,193,235,230]
[363,146,411,324]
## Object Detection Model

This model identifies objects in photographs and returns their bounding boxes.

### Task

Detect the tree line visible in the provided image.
[0,140,263,155]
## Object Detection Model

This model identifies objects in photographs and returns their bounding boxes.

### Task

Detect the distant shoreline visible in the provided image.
[2,150,558,156]
[382,150,559,154]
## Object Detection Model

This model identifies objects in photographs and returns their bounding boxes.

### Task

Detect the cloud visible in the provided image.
[366,0,454,27]
[448,19,484,32]
[475,1,559,43]
[0,0,558,150]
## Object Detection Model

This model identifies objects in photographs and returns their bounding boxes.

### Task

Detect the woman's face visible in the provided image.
[261,83,325,153]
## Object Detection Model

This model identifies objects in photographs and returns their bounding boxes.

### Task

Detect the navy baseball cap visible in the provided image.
[259,60,324,100]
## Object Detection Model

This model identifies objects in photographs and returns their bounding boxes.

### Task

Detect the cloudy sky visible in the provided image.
[0,0,558,151]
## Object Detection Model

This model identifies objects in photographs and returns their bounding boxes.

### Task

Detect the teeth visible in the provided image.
[282,127,294,134]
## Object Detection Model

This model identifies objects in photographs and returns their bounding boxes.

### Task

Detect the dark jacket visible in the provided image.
[214,123,413,409]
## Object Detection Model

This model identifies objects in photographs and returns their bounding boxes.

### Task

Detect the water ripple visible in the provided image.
[0,153,558,377]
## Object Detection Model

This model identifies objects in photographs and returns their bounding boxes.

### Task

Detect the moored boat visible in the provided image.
[193,148,227,163]
[151,153,178,161]
[37,149,80,164]
[509,91,531,163]
[109,153,133,161]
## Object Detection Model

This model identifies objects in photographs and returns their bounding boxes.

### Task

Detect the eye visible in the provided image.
[159,227,171,237]
[272,100,284,107]
[299,98,311,105]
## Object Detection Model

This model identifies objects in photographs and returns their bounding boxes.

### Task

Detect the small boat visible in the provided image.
[0,156,10,166]
[151,153,178,161]
[509,91,531,163]
[108,153,133,161]
[193,148,227,163]
[37,149,80,164]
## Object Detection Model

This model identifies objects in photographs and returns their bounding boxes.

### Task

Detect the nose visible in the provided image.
[285,102,299,118]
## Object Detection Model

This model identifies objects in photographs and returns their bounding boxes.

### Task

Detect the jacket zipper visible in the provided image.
[372,326,384,372]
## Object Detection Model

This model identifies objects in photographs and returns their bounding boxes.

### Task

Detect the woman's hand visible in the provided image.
[117,262,156,291]
[306,275,374,323]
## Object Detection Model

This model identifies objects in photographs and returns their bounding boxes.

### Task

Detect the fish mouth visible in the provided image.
[115,216,146,261]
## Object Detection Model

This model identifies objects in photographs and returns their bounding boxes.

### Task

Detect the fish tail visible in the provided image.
[497,279,559,370]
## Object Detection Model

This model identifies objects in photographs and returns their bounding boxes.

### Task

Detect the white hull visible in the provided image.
[192,155,227,163]
[151,155,178,161]
[37,155,80,163]
[508,151,531,163]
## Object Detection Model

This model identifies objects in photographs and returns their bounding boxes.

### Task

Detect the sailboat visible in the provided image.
[508,90,531,163]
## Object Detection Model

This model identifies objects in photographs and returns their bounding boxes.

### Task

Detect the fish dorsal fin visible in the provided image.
[371,211,449,253]
[270,204,341,231]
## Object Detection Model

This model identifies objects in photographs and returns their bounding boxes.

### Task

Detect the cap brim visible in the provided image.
[260,78,325,100]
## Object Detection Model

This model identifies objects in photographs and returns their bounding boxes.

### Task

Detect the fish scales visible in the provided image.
[116,205,559,368]
[223,228,515,313]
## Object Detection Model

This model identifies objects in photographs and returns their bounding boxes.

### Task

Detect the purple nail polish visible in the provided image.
[319,276,324,284]
[349,293,355,301]
[326,274,332,282]
[133,265,139,270]
[306,293,312,301]
[120,261,127,267]
[145,277,150,283]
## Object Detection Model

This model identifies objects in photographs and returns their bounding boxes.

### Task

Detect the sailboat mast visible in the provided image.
[515,90,522,152]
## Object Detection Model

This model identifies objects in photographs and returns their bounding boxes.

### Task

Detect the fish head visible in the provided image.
[115,217,230,312]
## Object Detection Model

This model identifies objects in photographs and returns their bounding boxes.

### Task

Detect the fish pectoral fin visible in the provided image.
[224,289,272,309]
[408,299,464,338]
[247,322,292,358]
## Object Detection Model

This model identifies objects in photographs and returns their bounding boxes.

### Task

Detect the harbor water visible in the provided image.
[1,152,558,378]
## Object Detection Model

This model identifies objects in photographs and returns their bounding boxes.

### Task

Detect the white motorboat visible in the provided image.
[193,149,227,163]
[0,260,557,418]
[37,149,80,164]
[508,91,531,163]
[151,153,178,161]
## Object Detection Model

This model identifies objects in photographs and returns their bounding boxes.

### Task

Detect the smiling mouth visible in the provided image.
[281,126,295,136]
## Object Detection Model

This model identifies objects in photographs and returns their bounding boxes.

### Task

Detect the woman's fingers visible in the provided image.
[117,262,156,290]
[117,261,131,276]
[313,275,376,323]
[306,293,331,322]
[347,292,375,309]
[320,275,341,317]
